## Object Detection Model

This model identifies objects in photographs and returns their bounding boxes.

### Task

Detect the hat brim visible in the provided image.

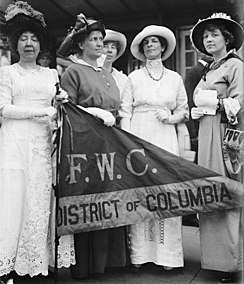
[130,25,176,61]
[2,13,50,48]
[103,29,127,60]
[191,18,244,56]
[86,20,106,38]
[2,13,48,37]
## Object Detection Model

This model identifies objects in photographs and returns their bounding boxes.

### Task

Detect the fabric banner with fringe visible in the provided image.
[57,102,244,236]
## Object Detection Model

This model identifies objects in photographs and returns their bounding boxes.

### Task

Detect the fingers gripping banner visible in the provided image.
[57,102,244,236]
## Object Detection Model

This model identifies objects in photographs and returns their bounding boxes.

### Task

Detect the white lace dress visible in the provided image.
[0,63,74,277]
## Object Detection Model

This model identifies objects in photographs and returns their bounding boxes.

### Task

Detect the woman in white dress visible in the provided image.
[100,29,128,97]
[0,2,68,283]
[119,25,188,271]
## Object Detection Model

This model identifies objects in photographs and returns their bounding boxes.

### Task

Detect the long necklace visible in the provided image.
[145,65,164,81]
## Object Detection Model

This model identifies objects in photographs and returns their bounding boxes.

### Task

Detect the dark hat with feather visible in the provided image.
[57,13,106,57]
[2,1,49,44]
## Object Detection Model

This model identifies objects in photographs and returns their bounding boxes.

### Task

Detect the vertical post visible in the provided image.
[53,106,62,284]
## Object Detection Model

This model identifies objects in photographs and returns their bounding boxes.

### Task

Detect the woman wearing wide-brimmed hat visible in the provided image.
[119,25,188,271]
[58,14,127,280]
[98,29,128,96]
[191,13,244,283]
[0,1,68,283]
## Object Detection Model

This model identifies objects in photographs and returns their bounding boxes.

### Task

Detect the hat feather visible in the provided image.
[5,1,46,27]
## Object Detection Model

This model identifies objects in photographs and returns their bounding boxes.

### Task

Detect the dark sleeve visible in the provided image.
[184,65,204,109]
[60,65,79,104]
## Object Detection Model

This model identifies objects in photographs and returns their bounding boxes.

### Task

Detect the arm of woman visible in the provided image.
[60,66,79,104]
[227,59,243,104]
[77,105,115,126]
[168,75,189,124]
[0,67,55,119]
[223,59,244,124]
[51,69,69,105]
[119,77,134,132]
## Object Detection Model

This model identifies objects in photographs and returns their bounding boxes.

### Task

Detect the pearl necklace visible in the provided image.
[145,65,164,81]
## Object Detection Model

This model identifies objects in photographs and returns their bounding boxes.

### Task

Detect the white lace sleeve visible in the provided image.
[2,104,51,119]
[0,67,36,119]
[51,68,59,92]
[0,67,52,120]
[119,77,134,119]
[0,67,12,115]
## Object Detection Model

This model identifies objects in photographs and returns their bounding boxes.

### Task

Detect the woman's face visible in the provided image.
[203,28,227,56]
[38,55,51,67]
[17,31,40,61]
[80,30,104,60]
[103,41,118,63]
[142,36,164,60]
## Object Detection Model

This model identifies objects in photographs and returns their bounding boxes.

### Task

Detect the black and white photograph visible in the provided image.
[0,0,243,283]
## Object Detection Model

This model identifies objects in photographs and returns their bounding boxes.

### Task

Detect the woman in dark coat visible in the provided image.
[58,13,127,279]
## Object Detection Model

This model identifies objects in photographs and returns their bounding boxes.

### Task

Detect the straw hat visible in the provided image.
[190,13,244,56]
[2,1,49,42]
[130,25,176,61]
[103,29,127,60]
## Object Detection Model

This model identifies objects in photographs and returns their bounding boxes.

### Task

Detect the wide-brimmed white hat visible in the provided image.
[103,29,127,60]
[130,25,176,61]
[190,13,244,56]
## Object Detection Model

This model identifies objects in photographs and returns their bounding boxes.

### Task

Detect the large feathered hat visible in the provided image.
[2,1,49,42]
[190,13,244,56]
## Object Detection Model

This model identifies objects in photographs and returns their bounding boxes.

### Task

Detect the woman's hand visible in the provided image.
[32,107,57,123]
[100,111,116,126]
[55,89,69,106]
[74,13,88,34]
[82,107,115,126]
[155,109,170,123]
[191,107,204,120]
[44,106,57,120]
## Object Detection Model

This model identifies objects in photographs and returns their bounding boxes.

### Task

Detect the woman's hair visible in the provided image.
[139,35,168,57]
[203,23,235,51]
[8,28,47,60]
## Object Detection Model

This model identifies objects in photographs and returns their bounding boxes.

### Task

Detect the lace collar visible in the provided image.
[144,59,165,81]
[146,58,163,70]
[14,63,42,75]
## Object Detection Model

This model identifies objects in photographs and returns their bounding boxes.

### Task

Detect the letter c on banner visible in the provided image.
[126,149,148,176]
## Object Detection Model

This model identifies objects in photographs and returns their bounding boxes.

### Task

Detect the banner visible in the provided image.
[57,102,244,236]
